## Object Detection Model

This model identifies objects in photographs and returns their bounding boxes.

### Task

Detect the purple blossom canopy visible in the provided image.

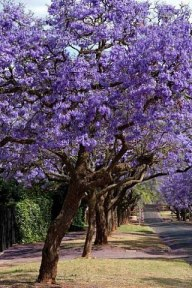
[0,0,192,184]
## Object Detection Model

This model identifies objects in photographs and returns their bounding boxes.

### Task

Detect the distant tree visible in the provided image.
[160,169,192,220]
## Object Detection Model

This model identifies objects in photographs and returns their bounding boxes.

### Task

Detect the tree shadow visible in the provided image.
[0,279,92,288]
[0,268,37,287]
[108,235,167,252]
[122,230,155,235]
[60,242,84,250]
[0,279,34,287]
[0,244,43,261]
[142,277,192,288]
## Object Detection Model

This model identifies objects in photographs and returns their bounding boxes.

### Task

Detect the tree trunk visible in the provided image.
[176,208,181,221]
[181,209,187,221]
[104,193,116,236]
[82,192,96,258]
[117,208,121,227]
[122,210,129,224]
[106,208,117,235]
[37,182,83,284]
[111,208,117,232]
[94,196,108,245]
[106,209,112,235]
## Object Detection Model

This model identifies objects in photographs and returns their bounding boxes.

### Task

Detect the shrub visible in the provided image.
[0,178,24,204]
[15,197,52,243]
[72,206,85,228]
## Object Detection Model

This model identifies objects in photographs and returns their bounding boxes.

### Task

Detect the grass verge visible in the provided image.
[160,210,176,221]
[108,224,168,252]
[117,223,154,234]
[0,258,192,288]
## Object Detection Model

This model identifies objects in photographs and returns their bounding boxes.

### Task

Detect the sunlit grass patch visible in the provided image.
[118,224,154,234]
[0,259,192,288]
[160,210,174,220]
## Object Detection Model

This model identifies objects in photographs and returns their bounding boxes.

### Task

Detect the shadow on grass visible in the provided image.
[0,269,37,276]
[0,279,34,288]
[0,279,89,288]
[108,236,166,251]
[143,277,192,287]
[0,269,37,287]
[60,242,84,250]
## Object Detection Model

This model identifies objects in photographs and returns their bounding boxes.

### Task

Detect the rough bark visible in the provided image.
[104,194,113,236]
[117,208,130,226]
[106,209,112,235]
[82,192,96,258]
[111,208,118,232]
[94,196,108,245]
[37,182,83,284]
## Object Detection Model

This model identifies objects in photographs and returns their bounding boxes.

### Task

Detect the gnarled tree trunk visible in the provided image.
[94,196,108,245]
[82,191,96,258]
[37,182,83,284]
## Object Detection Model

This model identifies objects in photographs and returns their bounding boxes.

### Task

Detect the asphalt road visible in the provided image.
[144,204,192,263]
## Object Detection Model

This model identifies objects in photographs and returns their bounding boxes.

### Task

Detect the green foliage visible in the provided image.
[0,178,53,243]
[133,179,161,204]
[0,178,24,204]
[72,207,85,228]
[15,197,52,243]
[118,224,154,234]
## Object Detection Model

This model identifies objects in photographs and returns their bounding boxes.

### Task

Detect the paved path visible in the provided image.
[144,204,192,263]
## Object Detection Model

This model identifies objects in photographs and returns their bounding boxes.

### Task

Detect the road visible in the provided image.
[144,204,192,263]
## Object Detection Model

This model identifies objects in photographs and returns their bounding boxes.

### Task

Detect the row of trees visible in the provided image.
[0,0,192,284]
[82,187,140,257]
[160,169,192,221]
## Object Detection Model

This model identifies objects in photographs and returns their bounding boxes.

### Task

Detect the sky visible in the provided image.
[15,0,51,16]
[15,0,192,16]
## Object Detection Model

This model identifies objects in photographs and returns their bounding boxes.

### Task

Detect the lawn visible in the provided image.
[160,210,175,221]
[117,223,154,234]
[0,258,192,288]
[109,224,168,252]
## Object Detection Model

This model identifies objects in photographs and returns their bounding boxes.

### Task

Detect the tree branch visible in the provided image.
[0,136,35,147]
[107,134,128,172]
[43,149,76,178]
[98,170,146,198]
[143,166,192,182]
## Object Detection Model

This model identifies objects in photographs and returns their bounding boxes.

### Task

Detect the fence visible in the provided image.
[0,205,16,252]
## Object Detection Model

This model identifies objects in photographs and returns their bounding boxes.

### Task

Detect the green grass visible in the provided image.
[118,224,154,234]
[0,259,192,288]
[109,224,167,252]
[57,259,192,288]
[160,211,176,221]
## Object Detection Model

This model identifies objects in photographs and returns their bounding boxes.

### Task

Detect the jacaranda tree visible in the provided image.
[0,0,192,283]
[160,169,192,220]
